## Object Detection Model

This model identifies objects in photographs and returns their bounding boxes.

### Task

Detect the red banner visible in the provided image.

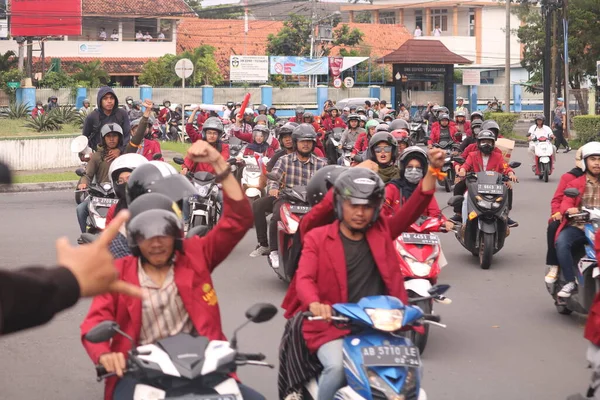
[329,57,343,79]
[10,0,82,36]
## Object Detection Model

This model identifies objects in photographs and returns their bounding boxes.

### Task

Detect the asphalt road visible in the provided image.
[0,146,591,400]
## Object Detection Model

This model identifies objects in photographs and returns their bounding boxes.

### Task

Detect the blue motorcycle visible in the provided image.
[304,285,449,400]
[547,188,600,315]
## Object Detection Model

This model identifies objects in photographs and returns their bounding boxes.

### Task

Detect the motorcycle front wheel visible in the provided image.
[479,232,494,270]
[543,163,549,183]
[407,297,432,355]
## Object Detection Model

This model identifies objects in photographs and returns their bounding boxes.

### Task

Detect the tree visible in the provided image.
[72,60,110,87]
[0,51,17,72]
[39,71,74,90]
[138,54,179,87]
[180,45,223,86]
[266,15,364,56]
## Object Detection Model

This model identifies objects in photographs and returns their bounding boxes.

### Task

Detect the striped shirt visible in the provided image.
[138,259,194,345]
[267,152,327,192]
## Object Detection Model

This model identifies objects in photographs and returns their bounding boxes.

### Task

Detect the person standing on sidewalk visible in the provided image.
[553,97,571,153]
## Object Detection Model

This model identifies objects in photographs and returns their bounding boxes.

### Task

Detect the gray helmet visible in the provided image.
[481,120,500,138]
[257,104,268,114]
[333,168,385,225]
[255,114,269,124]
[389,119,410,132]
[252,124,270,138]
[438,106,449,115]
[292,123,317,146]
[307,165,349,206]
[369,132,398,164]
[455,111,466,119]
[302,112,314,123]
[101,123,124,138]
[356,107,366,115]
[277,123,295,140]
[202,117,224,137]
[348,113,361,123]
[359,115,368,124]
[534,114,545,123]
[477,129,497,142]
[470,111,484,121]
[133,100,142,107]
[83,98,90,105]
[438,113,450,121]
[295,106,305,116]
[376,123,390,133]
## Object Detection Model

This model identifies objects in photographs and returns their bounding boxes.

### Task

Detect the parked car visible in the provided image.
[335,97,380,111]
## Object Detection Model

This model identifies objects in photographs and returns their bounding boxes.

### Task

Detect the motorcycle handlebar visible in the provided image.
[237,352,266,361]
[423,314,441,323]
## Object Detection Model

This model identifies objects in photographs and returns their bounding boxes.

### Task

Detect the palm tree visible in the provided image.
[0,51,17,72]
[72,60,110,87]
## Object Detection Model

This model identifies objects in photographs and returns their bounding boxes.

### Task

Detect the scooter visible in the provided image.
[338,142,355,166]
[530,135,555,182]
[410,120,428,145]
[240,154,269,201]
[75,170,118,237]
[546,188,600,315]
[85,303,276,400]
[300,285,450,400]
[454,162,521,269]
[71,135,93,204]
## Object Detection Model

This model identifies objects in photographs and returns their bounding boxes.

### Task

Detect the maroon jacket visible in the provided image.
[550,168,582,216]
[556,174,588,240]
[462,150,513,175]
[428,123,459,145]
[586,231,600,346]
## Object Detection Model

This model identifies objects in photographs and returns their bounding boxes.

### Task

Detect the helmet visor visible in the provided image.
[128,209,182,243]
[148,174,197,202]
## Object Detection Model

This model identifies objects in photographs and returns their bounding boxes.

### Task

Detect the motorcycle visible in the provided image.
[530,135,555,182]
[300,285,450,400]
[546,188,600,315]
[75,170,118,237]
[71,135,93,204]
[454,162,521,269]
[338,142,355,166]
[434,141,462,192]
[240,154,269,201]
[85,303,276,400]
[410,119,428,145]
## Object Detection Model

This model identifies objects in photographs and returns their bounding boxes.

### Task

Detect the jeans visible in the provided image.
[546,220,561,266]
[555,225,587,283]
[269,198,284,252]
[252,195,275,247]
[76,198,90,233]
[316,339,346,400]
[113,376,265,400]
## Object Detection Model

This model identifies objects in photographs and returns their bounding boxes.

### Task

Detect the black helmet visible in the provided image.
[277,123,295,140]
[369,132,398,164]
[481,120,500,138]
[163,99,171,106]
[126,161,196,205]
[126,193,184,257]
[226,100,234,109]
[269,105,277,112]
[292,123,317,146]
[348,113,361,123]
[389,119,410,132]
[477,129,496,155]
[470,111,484,121]
[333,168,385,225]
[257,104,267,114]
[303,112,314,123]
[307,165,349,206]
[376,123,390,133]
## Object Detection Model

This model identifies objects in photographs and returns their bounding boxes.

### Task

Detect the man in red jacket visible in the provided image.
[80,140,259,400]
[428,113,459,147]
[283,149,445,400]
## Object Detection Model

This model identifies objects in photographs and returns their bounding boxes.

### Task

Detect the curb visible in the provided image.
[0,180,77,193]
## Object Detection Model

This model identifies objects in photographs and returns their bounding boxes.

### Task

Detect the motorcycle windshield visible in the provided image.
[281,186,308,203]
[474,171,502,185]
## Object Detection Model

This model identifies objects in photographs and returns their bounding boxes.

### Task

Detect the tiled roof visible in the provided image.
[32,58,156,75]
[378,39,473,65]
[177,18,412,77]
[82,0,195,17]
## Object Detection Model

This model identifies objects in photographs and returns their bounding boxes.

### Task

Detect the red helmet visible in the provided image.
[391,129,410,145]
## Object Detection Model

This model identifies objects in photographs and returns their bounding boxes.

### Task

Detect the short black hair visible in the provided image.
[365,100,371,107]
[380,100,387,105]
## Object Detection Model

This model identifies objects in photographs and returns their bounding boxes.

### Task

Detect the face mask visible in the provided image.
[479,143,494,155]
[404,167,423,184]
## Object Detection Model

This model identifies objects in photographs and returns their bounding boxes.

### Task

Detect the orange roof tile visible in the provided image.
[378,39,472,65]
[83,0,195,17]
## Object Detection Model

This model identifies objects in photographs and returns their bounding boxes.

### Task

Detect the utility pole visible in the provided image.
[17,38,24,72]
[504,0,511,112]
[550,10,557,105]
[542,0,552,123]
[26,37,32,80]
[308,0,316,88]
[243,0,248,55]
[562,0,569,133]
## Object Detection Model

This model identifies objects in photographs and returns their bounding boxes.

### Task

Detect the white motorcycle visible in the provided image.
[240,154,269,201]
[529,135,555,182]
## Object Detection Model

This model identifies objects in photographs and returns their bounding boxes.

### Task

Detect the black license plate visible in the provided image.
[477,184,504,195]
[92,197,118,206]
[289,205,311,214]
[362,345,421,367]
[401,233,439,245]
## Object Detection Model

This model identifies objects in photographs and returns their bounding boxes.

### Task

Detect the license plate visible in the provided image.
[477,184,504,195]
[245,164,261,172]
[362,345,421,367]
[92,197,118,206]
[401,233,439,245]
[166,395,237,400]
[289,205,311,214]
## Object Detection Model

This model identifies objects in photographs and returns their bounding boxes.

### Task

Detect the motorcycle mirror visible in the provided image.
[447,195,464,207]
[186,225,210,238]
[153,153,163,160]
[85,321,119,343]
[353,153,364,163]
[75,168,86,177]
[564,188,580,198]
[453,156,465,164]
[173,157,185,165]
[428,284,450,296]
[508,161,521,169]
[245,303,278,323]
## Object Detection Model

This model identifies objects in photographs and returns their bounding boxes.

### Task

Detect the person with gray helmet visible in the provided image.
[128,100,143,121]
[128,100,163,161]
[288,106,305,123]
[262,124,327,267]
[83,86,131,152]
[428,113,458,147]
[454,111,471,138]
[366,132,400,183]
[124,96,134,112]
[79,98,92,116]
[527,114,555,169]
[76,123,124,234]
[341,106,351,124]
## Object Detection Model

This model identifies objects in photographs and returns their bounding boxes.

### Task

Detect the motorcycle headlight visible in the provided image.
[195,184,210,197]
[403,257,432,277]
[93,214,106,229]
[476,200,492,210]
[102,183,112,191]
[367,370,405,400]
[365,308,404,332]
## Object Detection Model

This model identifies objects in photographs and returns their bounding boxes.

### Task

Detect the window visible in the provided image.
[379,11,396,24]
[430,9,448,32]
[469,8,475,37]
[415,10,423,31]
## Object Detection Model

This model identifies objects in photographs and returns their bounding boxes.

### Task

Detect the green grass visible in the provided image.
[160,141,190,155]
[0,118,80,137]
[13,171,78,183]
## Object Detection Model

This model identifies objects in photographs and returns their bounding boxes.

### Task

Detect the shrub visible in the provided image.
[572,115,600,144]
[24,113,62,132]
[49,106,79,124]
[1,102,30,119]
[484,112,519,137]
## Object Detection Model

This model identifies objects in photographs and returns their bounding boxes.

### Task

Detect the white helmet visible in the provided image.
[109,153,148,188]
[244,108,255,117]
[581,142,600,172]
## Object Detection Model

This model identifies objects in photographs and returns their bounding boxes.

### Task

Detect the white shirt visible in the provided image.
[223,109,232,120]
[110,33,119,41]
[143,34,152,42]
[434,28,442,37]
[136,32,144,40]
[528,124,553,140]
[414,28,422,37]
[99,31,107,40]
[158,32,165,40]
[482,155,489,170]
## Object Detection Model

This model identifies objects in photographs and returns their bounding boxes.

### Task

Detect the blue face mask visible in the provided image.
[404,167,423,184]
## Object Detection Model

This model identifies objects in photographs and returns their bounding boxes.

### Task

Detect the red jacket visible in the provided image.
[80,194,253,400]
[281,184,434,352]
[352,132,371,155]
[586,231,600,345]
[234,129,280,153]
[105,203,117,225]
[31,107,44,118]
[551,169,581,216]
[556,174,588,240]
[186,123,203,143]
[158,108,170,124]
[455,121,472,137]
[382,183,441,219]
[183,142,230,174]
[428,123,459,145]
[322,116,346,132]
[462,150,513,175]
[138,139,163,161]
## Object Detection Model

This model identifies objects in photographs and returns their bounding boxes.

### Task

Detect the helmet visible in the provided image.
[455,111,466,119]
[295,106,305,116]
[391,129,410,145]
[369,132,398,163]
[534,114,545,123]
[438,106,449,115]
[347,113,361,123]
[389,119,410,132]
[83,98,90,105]
[126,161,196,205]
[383,114,394,122]
[36,100,43,106]
[376,123,390,133]
[108,153,148,199]
[438,113,450,121]
[302,112,314,123]
[470,111,484,121]
[269,106,277,112]
[333,168,385,224]
[226,100,234,108]
[581,142,600,172]
[481,120,500,138]
[477,129,497,141]
[101,123,124,139]
[329,106,339,114]
[163,99,171,106]
[365,120,379,130]
[202,117,224,138]
[252,125,270,141]
[349,105,357,111]
[343,107,350,112]
[255,114,269,124]
[307,165,349,206]
[399,146,429,176]
[292,124,317,146]
[126,96,133,103]
[133,100,142,107]
[257,104,268,114]
[244,108,254,117]
[359,115,368,124]
[126,193,184,257]
[356,107,366,115]
[277,123,295,140]
[476,129,496,155]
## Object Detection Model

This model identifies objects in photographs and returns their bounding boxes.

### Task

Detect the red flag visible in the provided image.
[254,153,267,175]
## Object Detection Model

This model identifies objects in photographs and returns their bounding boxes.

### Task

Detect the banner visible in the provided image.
[10,0,82,36]
[230,56,269,82]
[329,57,343,79]
[270,56,328,75]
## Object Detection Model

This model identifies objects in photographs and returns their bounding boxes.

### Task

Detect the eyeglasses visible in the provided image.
[374,146,392,153]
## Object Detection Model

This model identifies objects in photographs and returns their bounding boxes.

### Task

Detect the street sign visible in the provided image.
[462,69,481,86]
[344,77,354,88]
[333,77,342,88]
[7,82,20,89]
[175,58,194,79]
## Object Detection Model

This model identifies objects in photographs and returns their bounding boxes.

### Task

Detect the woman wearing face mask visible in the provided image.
[243,125,275,157]
[384,147,453,231]
[367,132,400,183]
